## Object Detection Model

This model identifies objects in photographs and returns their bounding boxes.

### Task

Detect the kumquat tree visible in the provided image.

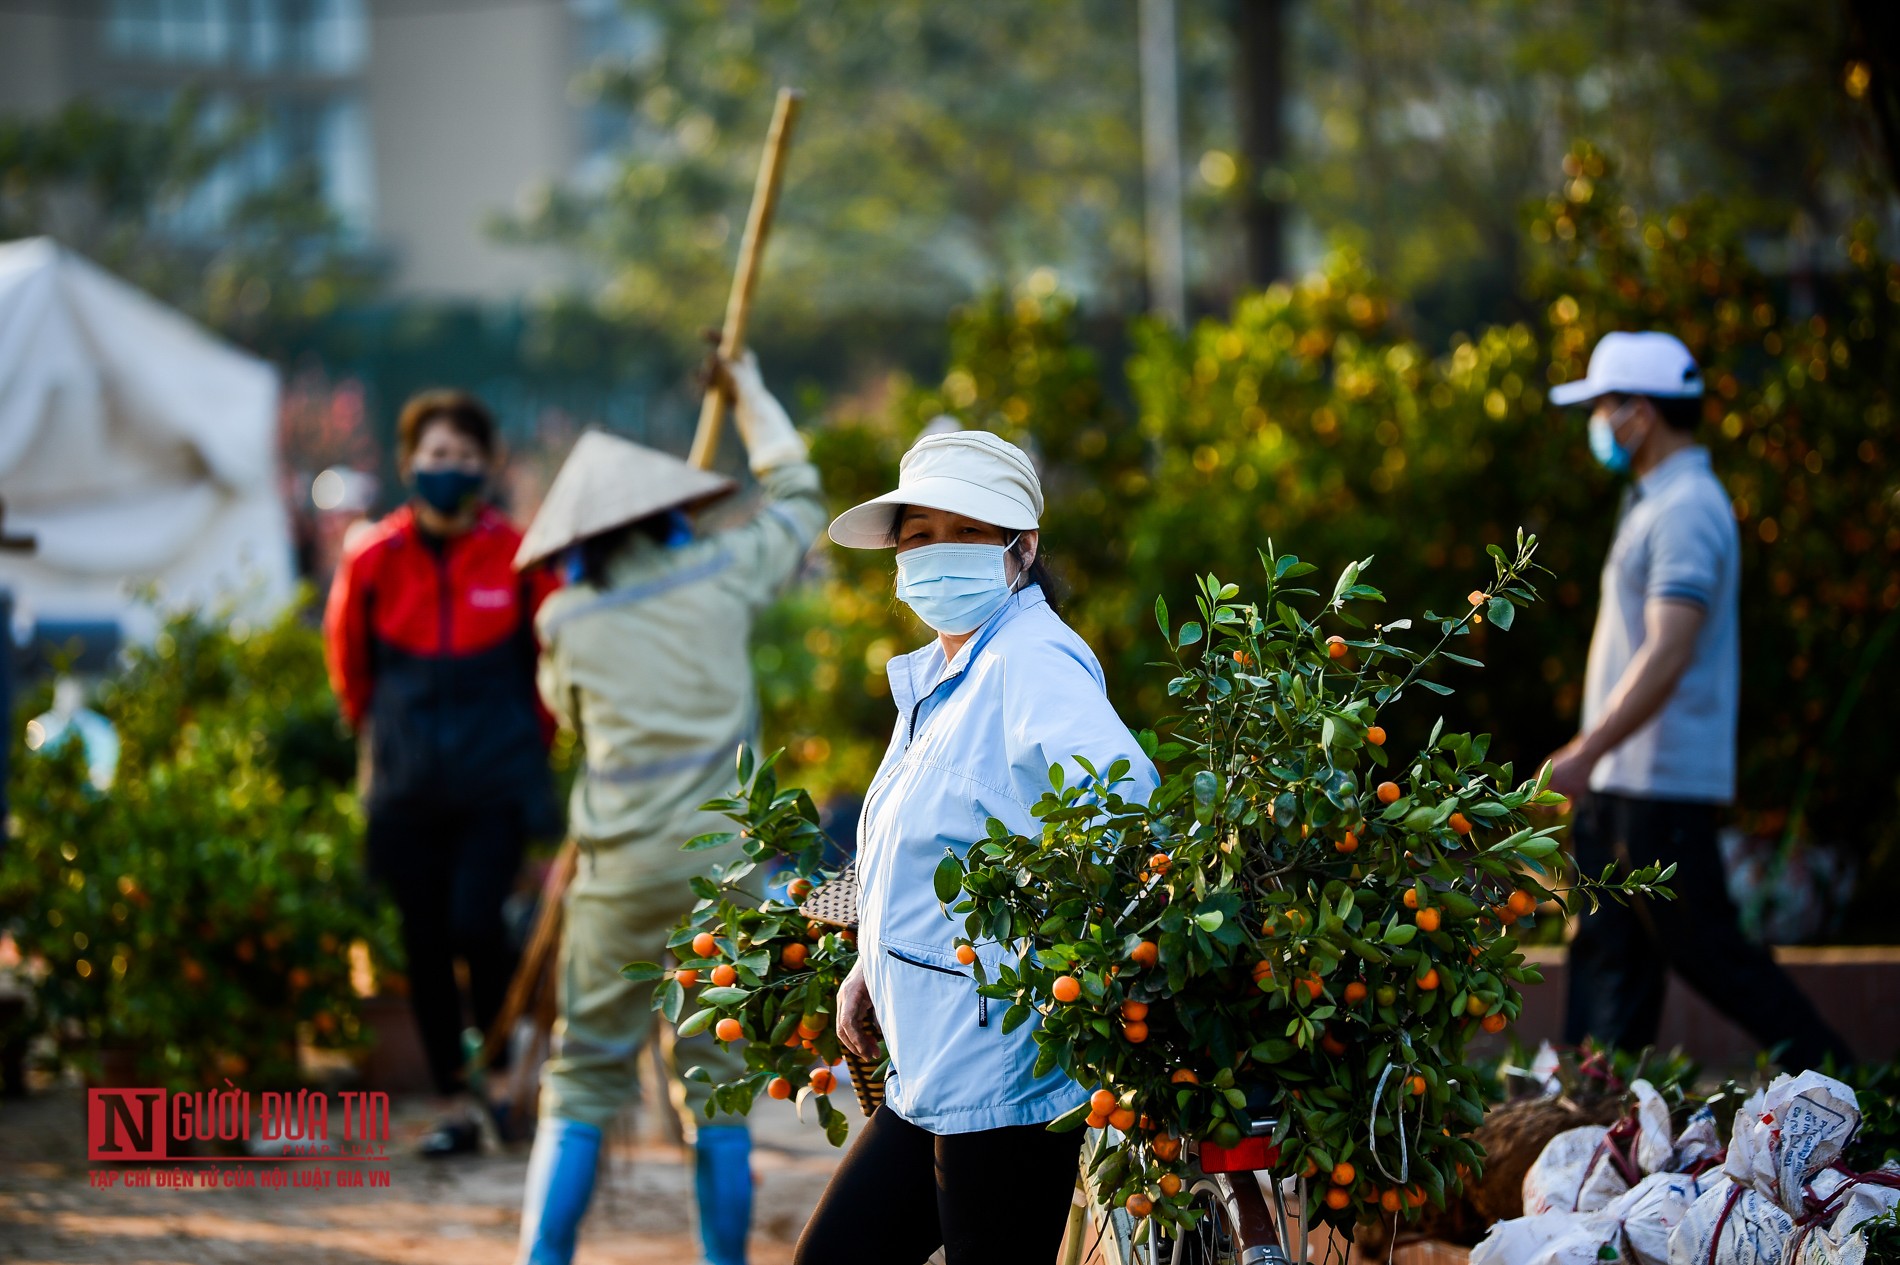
[950,534,1674,1238]
[619,754,863,1146]
[626,532,1676,1239]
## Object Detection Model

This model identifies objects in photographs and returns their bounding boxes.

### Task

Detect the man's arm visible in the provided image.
[1544,597,1706,799]
[322,543,376,731]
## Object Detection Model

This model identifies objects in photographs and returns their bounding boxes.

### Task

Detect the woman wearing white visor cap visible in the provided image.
[796,430,1159,1265]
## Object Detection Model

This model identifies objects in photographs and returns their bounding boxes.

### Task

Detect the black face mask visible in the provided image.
[410,468,485,516]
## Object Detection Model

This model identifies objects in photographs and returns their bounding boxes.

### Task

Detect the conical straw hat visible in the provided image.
[514,430,736,570]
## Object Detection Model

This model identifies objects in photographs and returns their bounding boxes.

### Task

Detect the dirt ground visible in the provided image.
[0,1081,863,1265]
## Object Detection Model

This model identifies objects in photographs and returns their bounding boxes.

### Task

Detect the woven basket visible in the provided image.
[796,865,860,928]
[799,866,885,1116]
[842,1049,886,1118]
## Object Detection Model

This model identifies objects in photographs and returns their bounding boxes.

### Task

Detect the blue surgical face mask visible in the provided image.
[895,535,1023,635]
[1588,401,1636,474]
[410,467,486,516]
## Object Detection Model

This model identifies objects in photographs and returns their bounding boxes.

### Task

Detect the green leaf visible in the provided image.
[1330,561,1360,608]
[1177,622,1204,648]
[676,1008,717,1039]
[1195,909,1225,933]
[934,852,964,904]
[1155,594,1170,638]
[1047,1099,1093,1133]
[1194,769,1220,814]
[1383,923,1418,946]
[1419,680,1455,695]
[659,978,685,1023]
[1487,597,1515,630]
[620,961,666,983]
[684,831,739,852]
[698,986,750,1006]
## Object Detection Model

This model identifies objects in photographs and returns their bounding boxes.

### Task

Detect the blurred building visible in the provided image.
[0,0,650,300]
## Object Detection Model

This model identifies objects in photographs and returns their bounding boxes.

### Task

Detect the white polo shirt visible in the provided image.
[1581,446,1740,804]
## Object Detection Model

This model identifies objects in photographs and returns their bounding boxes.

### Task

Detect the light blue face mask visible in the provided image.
[895,535,1023,635]
[1589,400,1637,474]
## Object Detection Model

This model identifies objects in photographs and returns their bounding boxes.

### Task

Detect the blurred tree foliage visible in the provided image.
[0,599,400,1090]
[760,146,1900,937]
[0,94,379,347]
[499,0,1225,341]
[512,0,1893,353]
[1279,0,1896,336]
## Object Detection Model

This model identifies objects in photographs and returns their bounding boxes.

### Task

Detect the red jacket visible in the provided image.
[324,505,559,820]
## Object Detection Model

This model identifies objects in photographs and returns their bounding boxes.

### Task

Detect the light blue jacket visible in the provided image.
[856,585,1159,1134]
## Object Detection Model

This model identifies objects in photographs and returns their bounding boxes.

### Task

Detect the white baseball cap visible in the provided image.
[828,429,1043,549]
[1549,331,1704,407]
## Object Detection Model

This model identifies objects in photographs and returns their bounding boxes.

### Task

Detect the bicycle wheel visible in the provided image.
[1168,1175,1290,1265]
[1071,1139,1289,1265]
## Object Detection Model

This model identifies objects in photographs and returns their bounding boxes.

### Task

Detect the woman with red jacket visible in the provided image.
[324,390,558,1155]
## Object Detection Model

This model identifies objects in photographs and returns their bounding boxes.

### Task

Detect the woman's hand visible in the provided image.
[835,960,879,1060]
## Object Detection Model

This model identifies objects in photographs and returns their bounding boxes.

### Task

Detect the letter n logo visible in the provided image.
[88,1089,168,1161]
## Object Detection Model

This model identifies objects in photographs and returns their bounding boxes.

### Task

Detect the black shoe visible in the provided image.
[418,1117,483,1158]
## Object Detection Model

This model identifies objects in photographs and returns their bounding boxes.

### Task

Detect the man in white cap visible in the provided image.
[511,352,823,1265]
[1544,331,1849,1069]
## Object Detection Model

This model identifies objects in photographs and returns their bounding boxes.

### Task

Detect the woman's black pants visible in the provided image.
[794,1104,1084,1265]
[367,800,524,1096]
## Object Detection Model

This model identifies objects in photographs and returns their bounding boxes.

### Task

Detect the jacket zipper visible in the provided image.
[885,948,988,1028]
[433,540,453,787]
[902,593,1030,745]
[906,664,967,746]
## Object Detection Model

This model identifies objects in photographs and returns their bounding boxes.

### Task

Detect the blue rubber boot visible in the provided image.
[693,1124,753,1265]
[516,1117,602,1265]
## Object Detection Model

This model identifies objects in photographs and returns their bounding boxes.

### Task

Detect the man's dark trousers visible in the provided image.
[1564,791,1853,1071]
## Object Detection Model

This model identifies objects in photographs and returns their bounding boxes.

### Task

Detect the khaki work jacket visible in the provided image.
[534,459,825,848]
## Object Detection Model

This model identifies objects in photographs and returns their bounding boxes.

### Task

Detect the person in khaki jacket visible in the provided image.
[511,352,822,1265]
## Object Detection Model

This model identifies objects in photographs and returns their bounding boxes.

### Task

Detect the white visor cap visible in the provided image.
[828,429,1043,549]
[1549,330,1704,407]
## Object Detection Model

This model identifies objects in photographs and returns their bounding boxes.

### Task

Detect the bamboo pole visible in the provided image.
[688,87,804,470]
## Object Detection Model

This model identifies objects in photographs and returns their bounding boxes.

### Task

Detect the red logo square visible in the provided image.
[88,1089,168,1161]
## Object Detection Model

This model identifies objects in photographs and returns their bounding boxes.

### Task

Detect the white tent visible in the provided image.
[0,238,293,641]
